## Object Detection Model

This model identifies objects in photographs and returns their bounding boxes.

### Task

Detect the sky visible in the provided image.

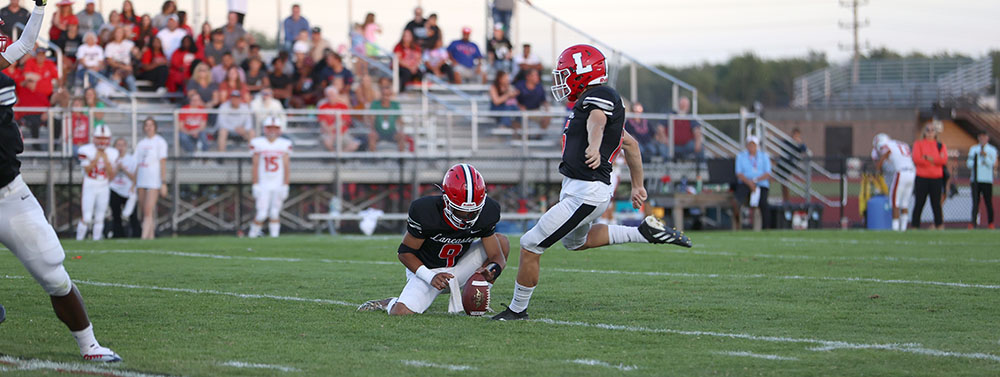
[35,0,1000,67]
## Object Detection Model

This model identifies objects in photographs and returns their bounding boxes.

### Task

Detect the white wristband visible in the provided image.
[414,265,437,284]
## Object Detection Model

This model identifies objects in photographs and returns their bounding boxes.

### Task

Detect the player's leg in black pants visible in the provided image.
[912,177,931,228]
[127,206,141,238]
[928,178,943,228]
[108,191,125,238]
[975,183,994,226]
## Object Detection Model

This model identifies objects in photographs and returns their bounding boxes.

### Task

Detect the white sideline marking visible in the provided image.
[568,359,640,371]
[666,248,957,263]
[4,275,997,364]
[0,355,168,377]
[400,360,477,371]
[220,361,301,372]
[714,351,799,361]
[64,249,1000,290]
[731,236,997,248]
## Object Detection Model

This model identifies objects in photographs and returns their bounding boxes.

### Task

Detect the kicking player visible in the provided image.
[492,44,692,321]
[873,133,916,231]
[0,0,121,362]
[357,164,510,315]
[76,125,117,241]
[249,116,292,238]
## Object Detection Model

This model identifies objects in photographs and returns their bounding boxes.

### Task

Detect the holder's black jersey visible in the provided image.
[558,85,626,185]
[0,73,21,188]
[402,195,500,269]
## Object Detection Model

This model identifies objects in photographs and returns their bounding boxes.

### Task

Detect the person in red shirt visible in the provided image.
[21,47,58,97]
[14,74,51,149]
[167,35,201,92]
[69,97,91,153]
[911,122,948,229]
[178,90,210,153]
[49,0,78,41]
[318,81,360,152]
[137,37,168,88]
[393,29,422,92]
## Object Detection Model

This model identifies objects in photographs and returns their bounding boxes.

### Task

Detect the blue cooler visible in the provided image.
[866,195,892,230]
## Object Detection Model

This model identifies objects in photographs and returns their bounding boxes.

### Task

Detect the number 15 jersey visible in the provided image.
[403,196,501,269]
[250,137,292,188]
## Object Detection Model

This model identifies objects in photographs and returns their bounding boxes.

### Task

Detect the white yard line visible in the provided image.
[0,355,168,377]
[400,360,477,371]
[219,360,301,372]
[729,236,996,248]
[713,351,799,361]
[73,279,358,307]
[664,248,959,263]
[568,359,640,371]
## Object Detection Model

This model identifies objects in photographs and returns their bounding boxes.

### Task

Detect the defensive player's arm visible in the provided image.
[0,3,46,70]
[621,131,647,209]
[584,108,607,169]
[398,233,453,290]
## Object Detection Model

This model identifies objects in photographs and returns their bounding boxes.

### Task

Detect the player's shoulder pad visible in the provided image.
[0,73,16,107]
[407,195,440,222]
[480,196,502,224]
[579,86,620,114]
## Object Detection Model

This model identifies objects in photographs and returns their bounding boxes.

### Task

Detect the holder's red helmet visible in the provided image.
[551,44,607,102]
[441,163,486,230]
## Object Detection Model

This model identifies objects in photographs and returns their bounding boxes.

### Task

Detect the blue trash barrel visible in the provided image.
[866,195,892,230]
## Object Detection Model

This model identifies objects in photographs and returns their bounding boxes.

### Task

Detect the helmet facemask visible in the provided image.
[442,193,485,230]
[551,68,572,102]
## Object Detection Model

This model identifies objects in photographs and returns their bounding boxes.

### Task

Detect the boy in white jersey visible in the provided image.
[249,116,292,238]
[76,125,118,240]
[873,133,916,231]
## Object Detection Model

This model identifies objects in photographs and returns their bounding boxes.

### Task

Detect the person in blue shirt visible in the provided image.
[282,4,309,51]
[447,27,484,84]
[967,132,998,229]
[733,135,772,230]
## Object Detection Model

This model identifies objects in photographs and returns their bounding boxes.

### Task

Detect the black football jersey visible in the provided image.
[402,195,501,269]
[559,85,626,185]
[0,73,21,188]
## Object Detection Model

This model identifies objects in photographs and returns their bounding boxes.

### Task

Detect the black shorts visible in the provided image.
[734,183,769,208]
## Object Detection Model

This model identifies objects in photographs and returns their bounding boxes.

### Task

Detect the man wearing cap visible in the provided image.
[309,26,331,63]
[156,14,185,61]
[967,132,997,229]
[1,0,30,38]
[282,4,309,51]
[216,89,254,152]
[447,27,484,84]
[75,0,102,34]
[733,135,772,230]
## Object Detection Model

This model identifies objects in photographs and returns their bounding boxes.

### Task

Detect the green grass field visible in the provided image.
[1,231,999,376]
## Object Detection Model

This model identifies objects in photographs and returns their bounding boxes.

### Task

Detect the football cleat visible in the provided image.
[82,346,122,362]
[490,306,528,321]
[638,216,692,248]
[357,298,392,312]
[0,303,5,324]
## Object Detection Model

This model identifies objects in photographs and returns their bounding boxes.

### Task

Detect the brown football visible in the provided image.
[462,272,490,316]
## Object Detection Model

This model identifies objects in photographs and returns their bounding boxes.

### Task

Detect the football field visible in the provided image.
[1,230,999,376]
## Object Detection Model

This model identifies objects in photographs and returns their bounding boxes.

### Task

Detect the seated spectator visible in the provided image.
[196,22,212,53]
[318,82,361,152]
[211,52,246,84]
[105,26,138,91]
[349,22,367,74]
[268,57,293,104]
[217,66,250,103]
[151,0,176,30]
[177,10,192,35]
[75,31,105,87]
[22,48,59,99]
[221,11,245,50]
[137,36,169,89]
[250,88,286,128]
[668,96,704,161]
[98,10,122,43]
[167,35,201,92]
[77,0,104,35]
[291,39,311,70]
[244,58,270,95]
[290,59,321,108]
[0,0,29,39]
[133,14,158,49]
[732,136,771,230]
[367,83,409,152]
[624,102,666,161]
[185,63,220,107]
[203,28,226,66]
[354,74,376,115]
[232,37,250,67]
[83,87,106,127]
[486,24,512,74]
[282,3,309,51]
[403,7,425,45]
[240,44,263,72]
[488,70,519,129]
[420,13,441,51]
[121,0,138,27]
[362,12,381,57]
[49,0,78,41]
[393,29,422,92]
[178,90,211,153]
[512,43,542,82]
[309,27,331,63]
[423,38,452,81]
[447,27,485,84]
[55,23,83,63]
[156,14,186,60]
[514,69,550,134]
[215,90,254,152]
[316,51,353,88]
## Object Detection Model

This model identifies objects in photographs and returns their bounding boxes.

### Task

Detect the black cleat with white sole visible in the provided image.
[638,216,692,248]
[490,306,528,321]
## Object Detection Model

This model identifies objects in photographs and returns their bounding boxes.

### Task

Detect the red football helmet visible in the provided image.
[441,163,487,230]
[551,44,607,102]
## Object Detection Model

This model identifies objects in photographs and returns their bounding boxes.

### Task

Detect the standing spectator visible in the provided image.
[367,82,408,152]
[217,65,250,103]
[911,122,947,230]
[486,24,512,74]
[420,13,441,51]
[488,70,519,129]
[282,3,309,51]
[134,117,168,240]
[133,14,157,49]
[0,0,29,39]
[349,22,366,74]
[14,73,51,148]
[75,31,104,87]
[108,137,140,238]
[244,58,269,95]
[268,56,293,104]
[393,29,422,91]
[624,102,665,161]
[178,90,210,153]
[104,26,137,91]
[215,91,255,152]
[250,88,285,127]
[967,132,997,229]
[137,36,169,89]
[491,0,518,37]
[404,7,425,42]
[151,0,176,31]
[185,63,220,107]
[362,12,381,57]
[318,82,361,152]
[669,96,704,162]
[156,15,186,60]
[49,0,78,41]
[228,0,247,25]
[308,27,331,63]
[120,0,138,26]
[55,23,83,64]
[447,27,484,84]
[222,11,245,50]
[733,136,771,231]
[202,29,226,66]
[778,128,808,202]
[76,0,103,35]
[166,35,199,92]
[69,97,90,154]
[514,69,549,134]
[211,52,246,84]
[512,43,541,80]
[423,38,451,81]
[22,47,58,98]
